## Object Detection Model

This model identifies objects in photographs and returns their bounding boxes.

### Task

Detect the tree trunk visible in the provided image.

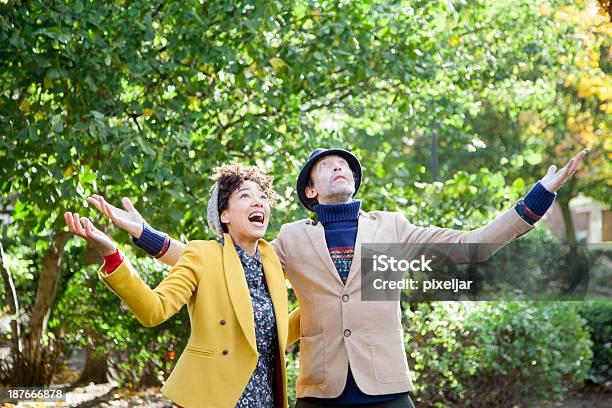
[556,176,577,247]
[27,231,71,370]
[0,238,21,354]
[139,361,163,387]
[76,348,109,385]
[558,199,576,246]
[85,244,102,266]
[554,177,589,296]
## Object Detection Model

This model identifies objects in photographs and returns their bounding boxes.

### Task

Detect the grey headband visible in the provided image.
[207,183,224,237]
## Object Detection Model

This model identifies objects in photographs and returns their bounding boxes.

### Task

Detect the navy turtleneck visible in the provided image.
[304,200,405,405]
[313,200,361,284]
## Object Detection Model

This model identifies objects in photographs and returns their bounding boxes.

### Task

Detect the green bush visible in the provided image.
[450,228,596,300]
[283,301,591,408]
[404,301,592,408]
[286,345,299,408]
[577,301,612,383]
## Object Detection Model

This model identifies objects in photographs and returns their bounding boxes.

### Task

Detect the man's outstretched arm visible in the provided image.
[398,148,589,259]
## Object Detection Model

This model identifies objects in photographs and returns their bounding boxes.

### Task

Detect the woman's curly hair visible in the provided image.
[211,163,276,231]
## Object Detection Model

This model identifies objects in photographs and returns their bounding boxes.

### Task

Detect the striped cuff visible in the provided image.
[131,223,170,258]
[523,181,556,216]
[514,181,557,225]
[515,200,537,225]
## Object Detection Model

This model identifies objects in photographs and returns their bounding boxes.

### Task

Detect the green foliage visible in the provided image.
[0,244,40,310]
[404,301,592,408]
[286,345,300,408]
[577,301,612,383]
[454,228,599,300]
[3,0,595,241]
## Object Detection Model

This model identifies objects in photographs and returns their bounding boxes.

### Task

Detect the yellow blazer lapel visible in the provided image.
[258,240,289,351]
[305,221,344,285]
[222,234,257,353]
[345,210,378,287]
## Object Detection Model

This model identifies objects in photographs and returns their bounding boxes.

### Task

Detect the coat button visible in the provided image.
[222,349,229,355]
[342,294,349,302]
[344,329,351,337]
[220,319,226,325]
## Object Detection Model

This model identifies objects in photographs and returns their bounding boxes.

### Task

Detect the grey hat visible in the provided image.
[207,183,224,237]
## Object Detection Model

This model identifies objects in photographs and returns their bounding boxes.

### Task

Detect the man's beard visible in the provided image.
[325,184,354,204]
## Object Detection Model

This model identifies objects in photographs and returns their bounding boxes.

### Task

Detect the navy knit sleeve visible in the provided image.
[131,223,169,257]
[514,181,556,224]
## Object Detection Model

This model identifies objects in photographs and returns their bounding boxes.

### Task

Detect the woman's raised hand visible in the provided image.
[86,195,145,238]
[64,212,117,256]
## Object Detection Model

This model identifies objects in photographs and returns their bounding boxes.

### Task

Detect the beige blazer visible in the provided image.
[271,208,534,398]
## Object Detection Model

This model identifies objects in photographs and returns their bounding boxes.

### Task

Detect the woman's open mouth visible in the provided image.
[248,211,265,227]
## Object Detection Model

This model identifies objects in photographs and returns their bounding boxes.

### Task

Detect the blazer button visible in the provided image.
[222,349,229,355]
[220,319,226,325]
[342,294,349,302]
[344,329,351,337]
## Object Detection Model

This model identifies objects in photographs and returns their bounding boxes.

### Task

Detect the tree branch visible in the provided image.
[0,237,21,354]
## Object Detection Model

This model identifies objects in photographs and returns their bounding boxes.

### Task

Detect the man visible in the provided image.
[90,147,587,407]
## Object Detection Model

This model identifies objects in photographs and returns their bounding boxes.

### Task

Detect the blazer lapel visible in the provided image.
[259,240,289,352]
[305,220,344,286]
[345,210,378,287]
[222,234,257,353]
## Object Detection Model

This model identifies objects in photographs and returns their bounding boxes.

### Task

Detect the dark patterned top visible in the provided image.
[227,238,278,408]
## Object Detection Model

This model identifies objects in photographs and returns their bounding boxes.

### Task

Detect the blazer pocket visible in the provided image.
[183,346,215,358]
[297,332,326,386]
[370,329,409,383]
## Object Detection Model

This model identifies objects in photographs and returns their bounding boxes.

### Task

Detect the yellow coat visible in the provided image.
[98,234,300,408]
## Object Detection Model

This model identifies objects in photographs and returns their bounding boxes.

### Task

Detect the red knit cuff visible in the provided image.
[103,249,123,274]
[154,235,171,259]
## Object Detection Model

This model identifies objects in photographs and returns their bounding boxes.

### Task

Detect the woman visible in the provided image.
[64,164,294,408]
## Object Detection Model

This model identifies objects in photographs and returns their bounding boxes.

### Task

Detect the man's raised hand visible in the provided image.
[86,195,144,238]
[540,148,589,193]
